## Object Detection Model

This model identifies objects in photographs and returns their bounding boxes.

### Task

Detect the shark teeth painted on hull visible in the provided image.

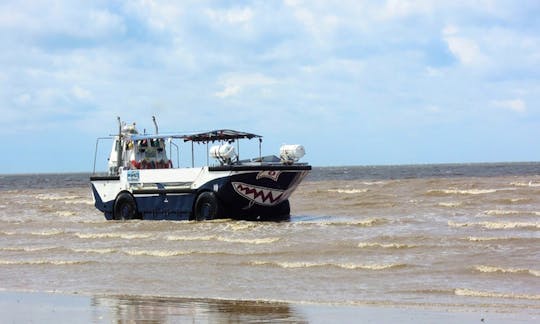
[232,182,285,206]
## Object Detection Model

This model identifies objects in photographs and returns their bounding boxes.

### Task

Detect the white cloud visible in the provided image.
[126,0,184,31]
[14,93,32,106]
[215,85,241,98]
[283,1,342,43]
[445,36,485,65]
[492,99,527,113]
[381,0,435,19]
[71,85,92,100]
[85,9,126,37]
[443,25,487,66]
[205,7,254,25]
[215,73,277,99]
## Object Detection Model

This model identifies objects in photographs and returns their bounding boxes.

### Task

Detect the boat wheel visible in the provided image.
[113,192,138,220]
[194,192,221,221]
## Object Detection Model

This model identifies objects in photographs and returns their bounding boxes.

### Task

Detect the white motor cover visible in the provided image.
[210,144,236,161]
[280,144,305,163]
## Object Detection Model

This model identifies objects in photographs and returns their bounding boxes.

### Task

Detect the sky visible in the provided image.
[1,0,539,173]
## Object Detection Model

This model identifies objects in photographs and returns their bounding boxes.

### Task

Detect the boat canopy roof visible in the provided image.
[127,129,261,143]
[183,129,261,143]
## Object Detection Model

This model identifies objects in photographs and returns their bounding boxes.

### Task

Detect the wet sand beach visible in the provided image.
[0,291,534,323]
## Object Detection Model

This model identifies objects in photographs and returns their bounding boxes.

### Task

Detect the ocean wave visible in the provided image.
[327,188,368,194]
[361,181,386,186]
[218,236,281,244]
[74,232,152,239]
[166,235,215,241]
[319,218,388,227]
[448,221,540,230]
[63,199,94,205]
[249,260,406,270]
[474,265,540,277]
[122,249,194,257]
[510,181,540,187]
[71,248,117,254]
[0,259,93,266]
[35,194,83,201]
[466,236,540,243]
[55,211,77,217]
[224,222,260,231]
[455,288,540,300]
[357,242,416,249]
[426,188,497,196]
[437,202,463,207]
[0,246,58,252]
[496,198,531,204]
[484,209,540,216]
[30,229,65,236]
[165,235,280,244]
[467,236,511,242]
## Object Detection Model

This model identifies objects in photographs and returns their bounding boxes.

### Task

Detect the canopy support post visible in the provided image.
[259,138,262,163]
[237,140,240,163]
[191,142,195,168]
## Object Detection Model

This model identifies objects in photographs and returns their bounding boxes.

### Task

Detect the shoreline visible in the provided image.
[0,290,536,323]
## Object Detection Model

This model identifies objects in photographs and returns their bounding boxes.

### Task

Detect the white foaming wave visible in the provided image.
[0,259,93,266]
[217,236,281,244]
[319,218,388,227]
[72,248,117,254]
[166,235,215,241]
[474,265,540,277]
[357,242,416,249]
[327,188,368,194]
[30,229,65,236]
[55,211,77,217]
[35,194,83,201]
[449,221,540,230]
[467,236,509,242]
[467,236,540,242]
[361,181,385,186]
[511,181,540,187]
[122,249,194,257]
[506,198,530,203]
[63,199,94,205]
[484,210,540,216]
[166,235,280,244]
[249,260,406,270]
[74,232,152,239]
[224,222,260,231]
[427,188,497,195]
[455,288,540,300]
[0,246,58,252]
[438,202,463,207]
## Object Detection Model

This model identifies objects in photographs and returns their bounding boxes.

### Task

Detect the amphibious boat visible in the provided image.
[90,117,311,221]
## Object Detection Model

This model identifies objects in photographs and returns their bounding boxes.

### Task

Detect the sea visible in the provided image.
[1,163,539,321]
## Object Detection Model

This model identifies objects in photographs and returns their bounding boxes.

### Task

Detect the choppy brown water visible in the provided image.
[0,167,539,315]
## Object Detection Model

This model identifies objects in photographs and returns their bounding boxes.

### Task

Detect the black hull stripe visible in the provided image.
[132,188,196,195]
[90,175,120,181]
[209,165,312,172]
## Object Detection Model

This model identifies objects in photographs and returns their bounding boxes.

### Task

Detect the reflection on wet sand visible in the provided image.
[91,294,307,323]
